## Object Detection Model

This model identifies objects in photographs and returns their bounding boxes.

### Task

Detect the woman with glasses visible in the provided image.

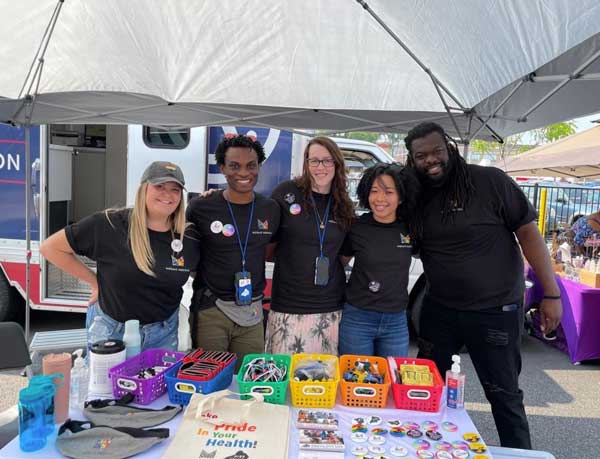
[265,137,355,354]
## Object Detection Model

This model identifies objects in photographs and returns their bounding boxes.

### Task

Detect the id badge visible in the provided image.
[234,271,253,306]
[314,256,330,286]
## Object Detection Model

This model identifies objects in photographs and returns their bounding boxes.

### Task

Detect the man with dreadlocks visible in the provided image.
[405,122,562,449]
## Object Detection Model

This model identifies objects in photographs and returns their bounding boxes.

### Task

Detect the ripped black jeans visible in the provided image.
[417,296,531,449]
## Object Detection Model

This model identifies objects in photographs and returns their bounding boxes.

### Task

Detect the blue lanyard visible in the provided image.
[225,193,255,273]
[310,193,332,258]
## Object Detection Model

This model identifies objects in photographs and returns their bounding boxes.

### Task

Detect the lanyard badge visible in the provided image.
[311,193,332,286]
[225,194,255,306]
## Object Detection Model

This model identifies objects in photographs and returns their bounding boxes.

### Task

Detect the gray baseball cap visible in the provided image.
[141,161,185,188]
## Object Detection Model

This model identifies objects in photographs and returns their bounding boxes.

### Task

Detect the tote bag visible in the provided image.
[162,389,290,459]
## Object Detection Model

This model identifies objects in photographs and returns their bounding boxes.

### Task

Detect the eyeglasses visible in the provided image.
[306,158,335,168]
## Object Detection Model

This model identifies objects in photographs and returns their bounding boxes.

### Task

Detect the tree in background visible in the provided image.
[531,121,576,144]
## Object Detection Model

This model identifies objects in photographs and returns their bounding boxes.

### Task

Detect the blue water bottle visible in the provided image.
[18,386,47,452]
[29,374,63,436]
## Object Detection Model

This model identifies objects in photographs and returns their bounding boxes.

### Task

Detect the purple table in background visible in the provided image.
[526,268,600,364]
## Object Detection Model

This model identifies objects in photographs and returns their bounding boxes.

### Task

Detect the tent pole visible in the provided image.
[24,99,32,344]
[519,48,600,121]
[470,78,526,140]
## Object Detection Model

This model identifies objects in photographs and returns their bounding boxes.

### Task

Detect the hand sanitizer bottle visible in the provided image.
[446,355,465,409]
[69,349,89,411]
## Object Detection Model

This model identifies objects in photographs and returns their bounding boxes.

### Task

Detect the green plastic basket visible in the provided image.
[236,353,291,404]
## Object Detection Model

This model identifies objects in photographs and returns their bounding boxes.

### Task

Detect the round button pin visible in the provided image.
[289,203,301,215]
[390,445,409,457]
[351,445,369,456]
[222,224,235,237]
[210,220,223,234]
[407,429,423,438]
[367,416,382,426]
[463,432,480,443]
[368,434,385,445]
[413,439,431,450]
[417,450,434,459]
[435,441,453,451]
[352,424,368,433]
[369,444,386,455]
[351,432,368,443]
[435,451,453,459]
[451,441,469,451]
[426,431,442,441]
[371,428,388,436]
[353,417,367,425]
[404,422,420,431]
[171,239,183,252]
[386,420,402,427]
[389,427,406,437]
[368,281,381,292]
[451,449,469,459]
[469,443,487,454]
[441,422,458,432]
[421,421,438,432]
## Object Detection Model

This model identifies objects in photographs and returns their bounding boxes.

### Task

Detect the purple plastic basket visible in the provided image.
[109,348,185,405]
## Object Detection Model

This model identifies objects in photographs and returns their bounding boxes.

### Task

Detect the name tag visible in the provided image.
[234,271,253,306]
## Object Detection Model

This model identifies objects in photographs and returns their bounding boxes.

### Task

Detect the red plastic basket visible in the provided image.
[109,348,185,405]
[388,357,443,412]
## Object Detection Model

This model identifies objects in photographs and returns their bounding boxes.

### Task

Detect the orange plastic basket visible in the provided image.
[388,357,443,412]
[339,354,390,408]
[289,353,339,408]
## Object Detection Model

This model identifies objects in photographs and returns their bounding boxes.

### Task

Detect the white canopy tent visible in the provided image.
[2,0,600,339]
[498,125,600,179]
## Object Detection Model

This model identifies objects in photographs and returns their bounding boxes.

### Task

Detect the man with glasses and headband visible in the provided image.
[187,134,280,371]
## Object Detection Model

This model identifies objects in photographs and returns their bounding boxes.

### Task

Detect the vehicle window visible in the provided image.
[342,149,380,211]
[143,126,190,149]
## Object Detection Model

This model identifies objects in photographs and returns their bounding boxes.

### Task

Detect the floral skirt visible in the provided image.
[264,309,342,355]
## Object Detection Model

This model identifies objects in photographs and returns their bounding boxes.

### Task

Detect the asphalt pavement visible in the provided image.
[1,310,598,458]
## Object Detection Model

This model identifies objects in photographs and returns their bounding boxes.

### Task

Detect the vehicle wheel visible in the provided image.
[0,270,24,322]
[407,273,427,339]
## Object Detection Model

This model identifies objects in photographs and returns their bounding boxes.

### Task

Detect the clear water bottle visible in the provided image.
[123,320,141,359]
[88,316,110,352]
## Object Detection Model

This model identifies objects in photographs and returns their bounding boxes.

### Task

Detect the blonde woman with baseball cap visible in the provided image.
[41,161,200,351]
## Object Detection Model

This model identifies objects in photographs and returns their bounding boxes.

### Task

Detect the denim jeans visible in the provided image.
[338,303,410,358]
[86,302,179,351]
[417,296,531,449]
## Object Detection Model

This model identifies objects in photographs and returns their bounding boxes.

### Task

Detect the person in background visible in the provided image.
[187,134,280,371]
[339,163,420,358]
[569,211,600,255]
[405,122,562,449]
[265,137,354,355]
[40,161,199,351]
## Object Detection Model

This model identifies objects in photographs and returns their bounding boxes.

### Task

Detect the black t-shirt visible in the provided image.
[187,191,280,308]
[342,213,413,313]
[270,180,347,314]
[419,165,537,310]
[64,209,201,324]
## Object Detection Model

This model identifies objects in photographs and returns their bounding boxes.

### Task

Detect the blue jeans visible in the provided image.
[86,303,179,351]
[338,303,409,357]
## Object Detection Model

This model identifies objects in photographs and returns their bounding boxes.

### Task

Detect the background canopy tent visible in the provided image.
[1,0,600,143]
[498,125,600,179]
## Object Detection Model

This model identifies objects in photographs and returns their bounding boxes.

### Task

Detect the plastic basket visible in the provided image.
[289,353,339,409]
[236,353,291,404]
[388,357,443,412]
[108,348,185,405]
[339,354,390,408]
[165,357,237,405]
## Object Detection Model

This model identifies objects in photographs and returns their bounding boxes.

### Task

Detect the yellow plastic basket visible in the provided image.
[289,353,339,408]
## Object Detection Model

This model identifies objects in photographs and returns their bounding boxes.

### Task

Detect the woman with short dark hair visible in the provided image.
[338,163,420,357]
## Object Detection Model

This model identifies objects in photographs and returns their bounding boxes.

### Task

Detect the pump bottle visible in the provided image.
[70,349,89,410]
[446,354,465,409]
